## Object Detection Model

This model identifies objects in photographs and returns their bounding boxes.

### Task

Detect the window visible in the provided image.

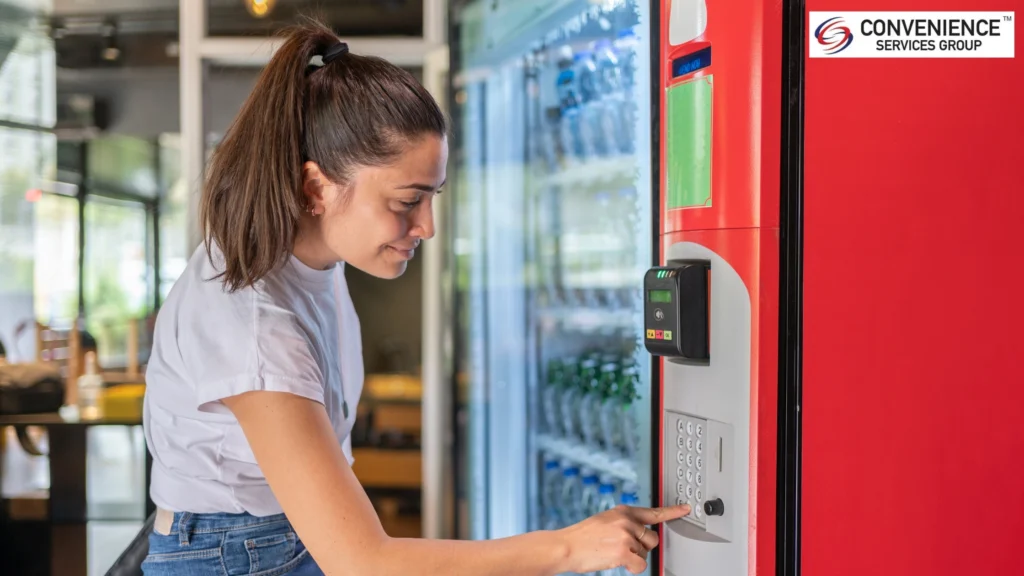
[33,193,79,324]
[83,197,153,368]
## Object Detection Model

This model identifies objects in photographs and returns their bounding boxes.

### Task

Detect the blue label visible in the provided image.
[672,46,712,78]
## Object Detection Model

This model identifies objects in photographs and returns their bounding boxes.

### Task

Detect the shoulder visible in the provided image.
[151,245,329,411]
[162,245,322,373]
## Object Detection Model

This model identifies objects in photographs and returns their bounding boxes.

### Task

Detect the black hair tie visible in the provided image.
[322,42,349,64]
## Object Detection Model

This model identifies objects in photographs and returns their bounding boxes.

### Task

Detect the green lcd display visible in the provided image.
[648,290,673,303]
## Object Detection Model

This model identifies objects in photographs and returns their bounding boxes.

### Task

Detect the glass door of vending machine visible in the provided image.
[447,0,658,554]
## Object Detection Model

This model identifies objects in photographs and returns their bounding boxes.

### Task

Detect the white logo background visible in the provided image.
[809,12,1015,58]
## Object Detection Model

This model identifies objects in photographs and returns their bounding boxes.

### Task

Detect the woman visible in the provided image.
[142,21,689,576]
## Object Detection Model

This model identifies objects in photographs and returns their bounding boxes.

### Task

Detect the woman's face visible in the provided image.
[299,134,447,279]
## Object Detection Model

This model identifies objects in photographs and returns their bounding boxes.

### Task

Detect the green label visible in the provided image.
[666,76,713,209]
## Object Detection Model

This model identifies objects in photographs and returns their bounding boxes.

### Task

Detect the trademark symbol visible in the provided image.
[1003,15,1012,22]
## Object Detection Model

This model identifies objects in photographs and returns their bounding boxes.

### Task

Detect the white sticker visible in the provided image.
[809,12,1015,58]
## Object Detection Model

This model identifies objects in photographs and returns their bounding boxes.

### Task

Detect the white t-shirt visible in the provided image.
[143,244,364,516]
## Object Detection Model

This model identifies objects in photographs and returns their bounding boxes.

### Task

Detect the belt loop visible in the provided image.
[178,512,193,546]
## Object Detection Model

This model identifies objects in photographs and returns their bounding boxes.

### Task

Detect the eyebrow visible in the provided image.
[396,179,446,193]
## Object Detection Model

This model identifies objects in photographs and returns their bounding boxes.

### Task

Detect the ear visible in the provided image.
[302,161,329,209]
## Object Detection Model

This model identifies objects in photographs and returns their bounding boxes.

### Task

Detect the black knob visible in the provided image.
[704,498,725,516]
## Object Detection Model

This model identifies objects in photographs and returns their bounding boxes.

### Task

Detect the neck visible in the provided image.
[292,232,339,271]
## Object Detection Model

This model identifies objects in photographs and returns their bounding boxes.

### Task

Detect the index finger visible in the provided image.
[631,503,692,525]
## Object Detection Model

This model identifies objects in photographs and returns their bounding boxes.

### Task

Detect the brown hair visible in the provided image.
[201,20,447,292]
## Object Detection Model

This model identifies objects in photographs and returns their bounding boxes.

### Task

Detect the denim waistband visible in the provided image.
[165,509,291,545]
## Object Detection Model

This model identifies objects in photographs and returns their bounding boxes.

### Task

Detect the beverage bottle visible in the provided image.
[592,38,624,157]
[543,359,565,435]
[578,468,600,519]
[619,365,641,459]
[559,357,583,441]
[574,51,600,159]
[577,358,602,447]
[600,367,623,454]
[613,29,639,154]
[541,454,563,530]
[558,462,583,527]
[77,351,103,420]
[555,45,582,164]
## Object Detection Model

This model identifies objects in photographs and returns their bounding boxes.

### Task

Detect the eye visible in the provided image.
[399,199,422,209]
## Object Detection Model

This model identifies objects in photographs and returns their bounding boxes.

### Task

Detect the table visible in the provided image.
[0,412,154,576]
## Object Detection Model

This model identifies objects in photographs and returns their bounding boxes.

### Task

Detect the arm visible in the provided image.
[224,391,688,576]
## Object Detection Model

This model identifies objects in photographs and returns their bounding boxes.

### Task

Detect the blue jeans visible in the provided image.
[141,511,324,576]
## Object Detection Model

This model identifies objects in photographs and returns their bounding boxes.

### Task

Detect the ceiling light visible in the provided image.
[245,0,276,18]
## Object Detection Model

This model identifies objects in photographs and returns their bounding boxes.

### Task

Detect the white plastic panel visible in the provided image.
[661,241,751,575]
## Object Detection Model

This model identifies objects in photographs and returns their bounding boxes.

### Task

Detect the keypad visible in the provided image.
[671,413,709,527]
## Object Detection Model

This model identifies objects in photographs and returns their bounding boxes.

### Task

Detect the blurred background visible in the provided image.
[1,0,657,574]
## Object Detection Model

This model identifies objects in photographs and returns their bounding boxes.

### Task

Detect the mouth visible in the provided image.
[386,245,417,260]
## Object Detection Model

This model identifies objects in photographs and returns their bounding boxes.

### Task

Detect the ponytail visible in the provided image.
[201,19,446,292]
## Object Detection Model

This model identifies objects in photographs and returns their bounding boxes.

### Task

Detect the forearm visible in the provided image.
[368,532,567,576]
[226,392,571,576]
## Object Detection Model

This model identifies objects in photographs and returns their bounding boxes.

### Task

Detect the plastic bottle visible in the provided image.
[559,358,583,441]
[613,29,639,154]
[555,45,582,164]
[579,468,600,519]
[574,51,601,159]
[596,478,619,515]
[541,454,563,530]
[619,366,641,459]
[543,359,565,436]
[577,358,602,447]
[77,351,103,420]
[591,39,624,157]
[558,462,583,527]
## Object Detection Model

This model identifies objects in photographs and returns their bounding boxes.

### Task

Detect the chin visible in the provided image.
[363,261,408,280]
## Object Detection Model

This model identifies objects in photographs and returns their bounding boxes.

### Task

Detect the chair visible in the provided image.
[103,511,155,576]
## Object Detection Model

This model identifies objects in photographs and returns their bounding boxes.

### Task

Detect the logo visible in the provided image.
[815,16,854,54]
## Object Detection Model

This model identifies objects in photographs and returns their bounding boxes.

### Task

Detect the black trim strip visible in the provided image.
[777,0,805,575]
[648,2,662,575]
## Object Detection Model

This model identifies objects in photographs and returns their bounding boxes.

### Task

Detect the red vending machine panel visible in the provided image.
[802,2,1024,576]
[649,0,781,575]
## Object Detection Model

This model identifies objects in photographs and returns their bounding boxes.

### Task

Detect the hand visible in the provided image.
[556,503,691,575]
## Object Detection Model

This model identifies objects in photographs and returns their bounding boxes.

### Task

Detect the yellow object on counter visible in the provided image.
[100,384,146,420]
[364,374,422,400]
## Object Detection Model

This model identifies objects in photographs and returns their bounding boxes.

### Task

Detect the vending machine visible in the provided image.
[645,0,1023,575]
[644,0,781,574]
[447,0,1021,574]
[446,0,660,557]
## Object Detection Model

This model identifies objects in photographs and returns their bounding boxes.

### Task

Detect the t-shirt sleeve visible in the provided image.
[177,283,326,415]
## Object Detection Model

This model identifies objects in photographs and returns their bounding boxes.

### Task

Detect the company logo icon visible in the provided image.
[815,16,854,54]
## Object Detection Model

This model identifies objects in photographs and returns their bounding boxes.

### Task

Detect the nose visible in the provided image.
[411,197,436,240]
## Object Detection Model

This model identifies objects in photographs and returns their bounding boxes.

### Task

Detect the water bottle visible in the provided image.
[613,29,639,154]
[542,455,563,529]
[594,361,619,451]
[592,39,625,157]
[77,351,104,420]
[555,45,582,164]
[559,358,583,441]
[577,359,603,447]
[596,478,619,514]
[559,463,583,527]
[619,366,641,459]
[574,51,600,159]
[543,359,565,435]
[579,468,601,518]
[614,29,638,93]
